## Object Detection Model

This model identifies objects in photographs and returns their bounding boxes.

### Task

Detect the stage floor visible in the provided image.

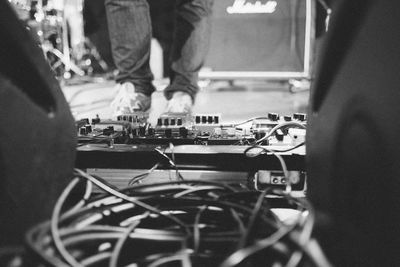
[62,78,309,125]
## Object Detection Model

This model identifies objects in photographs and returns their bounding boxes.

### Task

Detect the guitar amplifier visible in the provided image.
[200,0,315,80]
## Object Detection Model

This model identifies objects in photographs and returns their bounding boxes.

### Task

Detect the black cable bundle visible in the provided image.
[26,169,330,267]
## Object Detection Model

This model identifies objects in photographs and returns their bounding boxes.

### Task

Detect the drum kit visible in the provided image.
[9,0,107,79]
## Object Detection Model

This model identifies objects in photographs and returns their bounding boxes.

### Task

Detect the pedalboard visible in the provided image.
[76,112,306,146]
[75,112,307,195]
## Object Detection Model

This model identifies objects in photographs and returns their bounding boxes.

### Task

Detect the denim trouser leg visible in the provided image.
[105,0,155,96]
[164,0,214,102]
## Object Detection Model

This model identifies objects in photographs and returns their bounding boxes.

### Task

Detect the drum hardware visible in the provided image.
[11,0,108,79]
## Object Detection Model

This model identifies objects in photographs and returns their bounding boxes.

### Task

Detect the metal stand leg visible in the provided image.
[60,13,85,77]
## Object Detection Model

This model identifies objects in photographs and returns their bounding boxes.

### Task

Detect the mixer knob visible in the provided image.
[268,112,279,121]
[165,129,172,138]
[293,113,306,121]
[79,127,86,135]
[179,127,188,138]
[284,115,292,121]
[148,127,155,136]
[85,125,92,133]
[139,126,146,136]
[275,129,284,141]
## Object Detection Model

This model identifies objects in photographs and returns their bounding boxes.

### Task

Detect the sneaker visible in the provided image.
[110,82,151,115]
[164,91,193,114]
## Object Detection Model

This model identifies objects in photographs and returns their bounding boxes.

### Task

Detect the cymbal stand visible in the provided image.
[36,0,85,78]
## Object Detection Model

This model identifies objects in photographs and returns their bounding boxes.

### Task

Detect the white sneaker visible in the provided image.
[164,91,193,114]
[110,82,151,116]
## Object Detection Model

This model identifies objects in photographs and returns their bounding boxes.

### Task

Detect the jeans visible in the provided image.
[105,0,213,102]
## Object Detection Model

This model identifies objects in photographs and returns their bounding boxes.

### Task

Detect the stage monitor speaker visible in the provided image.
[0,2,76,245]
[307,1,400,266]
[200,0,315,80]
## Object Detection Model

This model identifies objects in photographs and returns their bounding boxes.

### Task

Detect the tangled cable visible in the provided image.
[26,169,331,267]
[255,121,306,145]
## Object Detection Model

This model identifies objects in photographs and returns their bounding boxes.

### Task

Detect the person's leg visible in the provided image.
[148,0,175,77]
[164,0,214,104]
[105,0,155,96]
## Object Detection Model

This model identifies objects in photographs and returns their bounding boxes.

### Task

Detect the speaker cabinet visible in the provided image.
[0,2,76,245]
[201,0,315,80]
[307,1,400,266]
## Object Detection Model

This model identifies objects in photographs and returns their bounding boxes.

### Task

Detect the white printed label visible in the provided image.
[227,0,278,14]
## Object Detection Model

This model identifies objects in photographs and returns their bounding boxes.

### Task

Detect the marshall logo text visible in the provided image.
[226,0,278,14]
